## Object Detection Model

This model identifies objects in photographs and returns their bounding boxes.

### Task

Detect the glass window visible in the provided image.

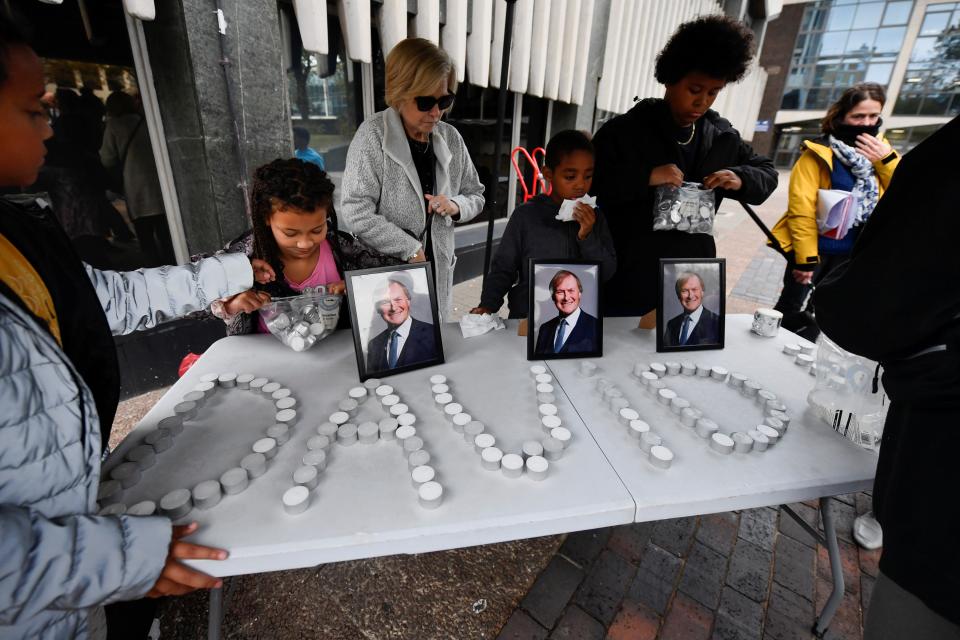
[846,29,877,55]
[918,92,952,115]
[882,1,913,25]
[873,26,906,54]
[893,92,923,114]
[864,62,894,84]
[820,31,849,56]
[853,3,884,29]
[920,12,950,36]
[826,5,857,31]
[910,36,938,62]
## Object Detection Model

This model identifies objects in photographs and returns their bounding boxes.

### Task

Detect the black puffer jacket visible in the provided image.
[591,99,777,316]
[816,115,960,625]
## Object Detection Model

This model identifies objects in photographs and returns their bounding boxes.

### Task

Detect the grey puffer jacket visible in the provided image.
[340,108,485,318]
[0,254,252,639]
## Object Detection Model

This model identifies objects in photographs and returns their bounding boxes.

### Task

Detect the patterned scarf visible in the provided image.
[829,135,879,225]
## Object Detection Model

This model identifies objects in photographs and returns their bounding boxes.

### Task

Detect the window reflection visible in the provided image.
[894,4,960,116]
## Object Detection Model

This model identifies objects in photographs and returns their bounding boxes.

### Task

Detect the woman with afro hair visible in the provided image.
[591,15,777,317]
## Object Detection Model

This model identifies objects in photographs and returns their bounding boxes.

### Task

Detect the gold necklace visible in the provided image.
[677,122,696,146]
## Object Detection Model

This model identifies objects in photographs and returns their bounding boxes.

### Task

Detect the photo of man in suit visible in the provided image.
[664,271,721,346]
[366,275,438,371]
[535,270,599,355]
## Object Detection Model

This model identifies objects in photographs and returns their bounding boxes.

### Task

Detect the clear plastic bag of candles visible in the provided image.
[653,182,716,234]
[259,286,343,352]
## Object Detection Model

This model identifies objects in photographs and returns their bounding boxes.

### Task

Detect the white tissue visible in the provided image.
[459,313,505,338]
[556,195,597,222]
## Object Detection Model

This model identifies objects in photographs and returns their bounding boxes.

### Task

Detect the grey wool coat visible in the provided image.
[340,108,485,318]
[0,253,252,638]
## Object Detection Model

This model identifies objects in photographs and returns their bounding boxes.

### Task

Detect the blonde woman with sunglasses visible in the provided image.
[340,38,485,318]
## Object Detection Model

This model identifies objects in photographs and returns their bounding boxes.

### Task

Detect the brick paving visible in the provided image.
[497,499,875,640]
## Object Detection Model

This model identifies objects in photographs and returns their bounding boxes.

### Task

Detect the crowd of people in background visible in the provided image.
[2,8,958,640]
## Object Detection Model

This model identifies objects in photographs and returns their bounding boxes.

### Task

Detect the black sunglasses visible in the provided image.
[414,94,456,112]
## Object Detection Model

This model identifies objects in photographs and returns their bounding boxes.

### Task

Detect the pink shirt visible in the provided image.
[256,239,340,333]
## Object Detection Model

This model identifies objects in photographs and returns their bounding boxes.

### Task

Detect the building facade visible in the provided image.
[754,0,959,167]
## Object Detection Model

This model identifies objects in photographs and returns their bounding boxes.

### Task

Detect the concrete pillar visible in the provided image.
[142,0,292,255]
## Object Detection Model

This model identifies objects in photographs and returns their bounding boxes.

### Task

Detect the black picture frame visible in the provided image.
[656,258,726,352]
[344,262,445,381]
[527,259,603,360]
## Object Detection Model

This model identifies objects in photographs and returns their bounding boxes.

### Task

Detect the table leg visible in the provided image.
[780,497,845,638]
[208,585,223,640]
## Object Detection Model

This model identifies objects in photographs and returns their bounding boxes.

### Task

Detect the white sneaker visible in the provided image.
[853,512,883,550]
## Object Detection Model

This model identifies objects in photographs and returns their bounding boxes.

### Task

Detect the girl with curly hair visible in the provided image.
[591,15,778,317]
[210,158,380,334]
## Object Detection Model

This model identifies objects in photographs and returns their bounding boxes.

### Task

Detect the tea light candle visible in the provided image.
[764,417,786,435]
[795,353,815,368]
[302,450,327,470]
[127,500,156,516]
[501,454,525,478]
[680,361,696,375]
[272,388,292,400]
[481,446,503,470]
[649,363,667,377]
[241,452,267,478]
[396,425,416,441]
[317,422,339,438]
[609,397,630,414]
[522,441,544,458]
[649,445,674,469]
[379,418,399,440]
[157,415,183,436]
[657,388,677,405]
[768,410,791,428]
[474,433,495,454]
[329,412,349,426]
[639,431,662,453]
[529,365,547,378]
[276,397,297,410]
[748,429,769,451]
[711,366,728,381]
[710,432,735,454]
[293,465,319,491]
[430,374,448,385]
[536,382,554,394]
[282,486,310,515]
[236,373,255,389]
[252,437,277,459]
[756,390,777,407]
[403,436,424,455]
[551,427,572,448]
[266,423,290,446]
[731,432,754,453]
[632,362,650,378]
[173,401,197,421]
[348,386,368,400]
[199,372,219,384]
[182,390,206,407]
[696,363,711,377]
[444,402,464,418]
[542,437,564,461]
[537,392,557,404]
[397,413,417,427]
[110,462,141,489]
[357,422,379,444]
[126,445,156,470]
[249,377,269,392]
[364,378,382,389]
[411,465,435,489]
[541,415,562,433]
[261,382,281,395]
[647,380,666,394]
[742,380,762,397]
[640,371,659,386]
[193,480,222,510]
[375,384,394,397]
[765,402,788,417]
[798,342,816,355]
[783,343,801,356]
[408,450,431,470]
[696,418,719,439]
[665,362,682,376]
[99,503,126,516]
[431,383,449,395]
[442,412,465,433]
[307,435,331,452]
[463,421,485,444]
[526,455,549,481]
[619,407,640,425]
[145,429,173,452]
[418,481,443,509]
[670,397,690,415]
[381,394,400,407]
[728,373,748,388]
[756,424,779,445]
[390,403,410,417]
[160,489,192,519]
[680,407,702,428]
[434,392,454,406]
[275,409,297,426]
[535,373,553,385]
[629,420,650,439]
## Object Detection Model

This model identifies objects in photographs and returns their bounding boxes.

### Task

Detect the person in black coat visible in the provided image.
[816,115,960,638]
[591,16,777,316]
[535,270,598,355]
[366,276,438,371]
[663,272,720,346]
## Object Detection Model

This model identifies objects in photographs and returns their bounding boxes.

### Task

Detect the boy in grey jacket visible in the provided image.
[472,130,616,318]
[0,23,255,638]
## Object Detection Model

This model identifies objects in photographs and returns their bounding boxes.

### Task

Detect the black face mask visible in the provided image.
[832,118,882,146]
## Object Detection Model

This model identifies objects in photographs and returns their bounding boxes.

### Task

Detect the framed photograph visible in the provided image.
[657,258,726,352]
[344,263,444,381]
[528,259,603,360]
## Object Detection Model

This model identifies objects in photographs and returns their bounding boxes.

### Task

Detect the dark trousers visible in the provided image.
[133,215,174,266]
[773,252,848,340]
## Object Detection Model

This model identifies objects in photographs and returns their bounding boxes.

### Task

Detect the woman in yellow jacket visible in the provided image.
[771,83,900,339]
